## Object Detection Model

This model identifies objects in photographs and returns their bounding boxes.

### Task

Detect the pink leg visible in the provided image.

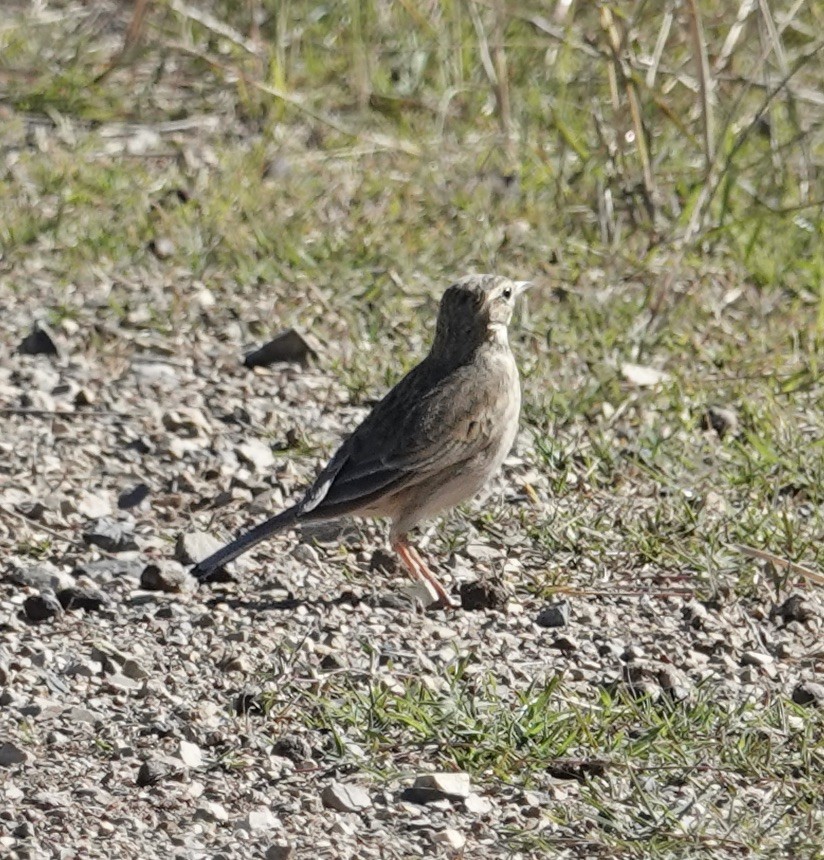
[392,537,459,609]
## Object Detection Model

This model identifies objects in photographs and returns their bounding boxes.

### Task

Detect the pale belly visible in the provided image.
[387,356,521,536]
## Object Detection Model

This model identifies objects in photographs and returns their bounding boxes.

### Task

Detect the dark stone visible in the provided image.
[56,586,110,613]
[117,483,151,510]
[16,500,47,520]
[536,601,569,628]
[459,579,508,611]
[136,760,167,787]
[771,594,815,625]
[125,437,153,455]
[23,592,63,622]
[140,561,188,592]
[551,635,579,652]
[271,734,312,763]
[792,682,824,707]
[17,322,60,356]
[243,329,316,368]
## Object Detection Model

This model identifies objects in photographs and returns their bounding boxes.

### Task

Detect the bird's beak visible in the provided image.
[514,281,532,296]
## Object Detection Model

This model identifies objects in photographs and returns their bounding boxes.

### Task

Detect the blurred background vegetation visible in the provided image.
[3,0,822,292]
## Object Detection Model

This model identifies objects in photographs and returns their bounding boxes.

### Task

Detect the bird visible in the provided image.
[191,274,530,608]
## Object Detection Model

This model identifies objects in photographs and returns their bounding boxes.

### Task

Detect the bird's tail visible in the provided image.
[191,505,301,580]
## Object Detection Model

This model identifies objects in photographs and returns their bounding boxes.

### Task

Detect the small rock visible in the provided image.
[702,405,739,438]
[162,407,211,435]
[701,490,730,517]
[117,483,151,510]
[265,844,294,860]
[464,543,500,563]
[791,682,824,707]
[23,591,63,622]
[741,651,774,668]
[174,531,225,566]
[683,599,709,629]
[622,643,646,661]
[551,635,579,652]
[236,439,276,472]
[658,667,692,703]
[321,782,372,813]
[140,561,188,592]
[194,801,229,823]
[621,363,668,387]
[430,829,466,850]
[77,493,113,519]
[64,706,101,725]
[237,807,281,832]
[74,387,95,407]
[772,594,815,625]
[56,585,110,613]
[15,500,48,521]
[121,659,149,681]
[136,760,167,787]
[243,329,317,368]
[11,561,74,592]
[271,735,312,764]
[536,601,569,628]
[739,667,760,685]
[105,672,141,692]
[194,287,215,310]
[406,772,472,802]
[149,236,175,259]
[74,558,144,583]
[179,740,203,769]
[0,742,31,767]
[83,518,138,553]
[459,579,508,611]
[396,581,441,609]
[17,322,60,357]
[329,818,355,836]
[463,793,493,815]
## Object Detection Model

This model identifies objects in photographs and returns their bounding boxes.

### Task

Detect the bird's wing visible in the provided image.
[298,361,497,518]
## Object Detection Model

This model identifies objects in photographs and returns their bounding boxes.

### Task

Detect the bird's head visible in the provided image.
[432,274,530,360]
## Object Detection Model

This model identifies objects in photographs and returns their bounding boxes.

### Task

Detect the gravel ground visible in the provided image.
[2,279,823,859]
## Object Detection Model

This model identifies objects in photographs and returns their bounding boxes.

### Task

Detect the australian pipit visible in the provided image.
[192,274,530,608]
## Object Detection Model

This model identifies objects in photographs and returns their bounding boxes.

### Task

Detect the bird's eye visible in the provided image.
[502,287,512,300]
